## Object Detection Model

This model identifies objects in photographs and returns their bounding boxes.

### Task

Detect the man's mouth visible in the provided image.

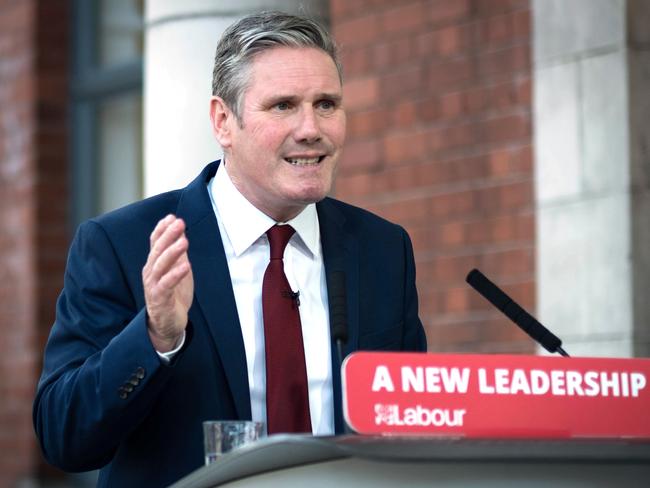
[284,156,326,166]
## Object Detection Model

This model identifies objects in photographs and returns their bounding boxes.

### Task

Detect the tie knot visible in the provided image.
[266,225,295,260]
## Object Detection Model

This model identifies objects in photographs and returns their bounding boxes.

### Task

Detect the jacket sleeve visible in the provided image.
[33,220,188,472]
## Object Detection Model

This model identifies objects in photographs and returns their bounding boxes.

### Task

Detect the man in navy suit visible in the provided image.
[34,11,426,487]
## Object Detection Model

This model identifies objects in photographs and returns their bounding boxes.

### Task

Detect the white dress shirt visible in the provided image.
[207,163,334,435]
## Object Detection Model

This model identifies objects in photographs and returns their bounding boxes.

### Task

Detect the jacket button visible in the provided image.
[118,387,128,400]
[123,384,134,393]
[129,377,140,386]
[135,367,146,379]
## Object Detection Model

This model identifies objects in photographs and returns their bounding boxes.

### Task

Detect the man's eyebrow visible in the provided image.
[265,94,300,105]
[264,93,343,105]
[318,93,343,103]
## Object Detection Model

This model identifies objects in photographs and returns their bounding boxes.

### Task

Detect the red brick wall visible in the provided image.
[0,1,38,485]
[0,0,69,485]
[331,0,535,353]
[34,0,69,355]
[33,0,70,479]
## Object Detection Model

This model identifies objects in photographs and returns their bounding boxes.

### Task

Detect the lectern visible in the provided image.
[171,352,650,487]
[169,435,650,487]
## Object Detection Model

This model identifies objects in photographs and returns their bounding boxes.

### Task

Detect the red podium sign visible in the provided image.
[342,352,650,439]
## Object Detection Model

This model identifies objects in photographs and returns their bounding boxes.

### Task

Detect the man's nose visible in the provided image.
[293,106,322,143]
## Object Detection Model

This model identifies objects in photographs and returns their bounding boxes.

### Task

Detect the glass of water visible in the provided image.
[202,421,264,465]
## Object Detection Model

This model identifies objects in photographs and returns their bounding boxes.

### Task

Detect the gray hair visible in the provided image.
[212,11,342,120]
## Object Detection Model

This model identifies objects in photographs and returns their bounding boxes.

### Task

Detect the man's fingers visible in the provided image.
[150,235,188,279]
[145,251,190,303]
[148,216,186,264]
[149,214,175,247]
[145,234,188,284]
[157,257,191,291]
[147,254,192,316]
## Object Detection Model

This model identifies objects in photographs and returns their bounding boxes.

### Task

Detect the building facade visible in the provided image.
[0,0,648,486]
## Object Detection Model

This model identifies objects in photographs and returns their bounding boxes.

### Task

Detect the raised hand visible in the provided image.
[142,215,194,352]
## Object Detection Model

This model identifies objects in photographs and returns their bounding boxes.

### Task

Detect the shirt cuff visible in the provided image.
[156,331,186,364]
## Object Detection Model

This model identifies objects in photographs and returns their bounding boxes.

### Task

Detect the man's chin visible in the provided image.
[291,187,332,205]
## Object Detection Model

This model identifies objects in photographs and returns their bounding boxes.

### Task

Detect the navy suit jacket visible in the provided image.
[33,161,426,487]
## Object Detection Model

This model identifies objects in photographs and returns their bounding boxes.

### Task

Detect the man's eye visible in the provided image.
[318,100,335,110]
[275,102,290,111]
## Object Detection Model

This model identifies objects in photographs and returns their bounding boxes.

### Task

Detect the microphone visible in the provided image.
[281,290,300,307]
[465,269,569,357]
[329,271,351,434]
[329,271,348,363]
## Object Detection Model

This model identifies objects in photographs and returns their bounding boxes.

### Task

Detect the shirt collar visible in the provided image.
[210,162,320,258]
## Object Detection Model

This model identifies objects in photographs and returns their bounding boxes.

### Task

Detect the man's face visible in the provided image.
[215,46,346,222]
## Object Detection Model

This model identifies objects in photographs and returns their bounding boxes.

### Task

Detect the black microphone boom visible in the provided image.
[465,269,569,357]
[329,271,348,359]
[329,271,351,434]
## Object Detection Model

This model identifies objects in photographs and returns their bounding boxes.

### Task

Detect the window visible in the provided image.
[71,0,143,226]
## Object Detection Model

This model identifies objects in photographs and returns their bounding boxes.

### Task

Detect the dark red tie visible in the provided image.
[263,225,312,434]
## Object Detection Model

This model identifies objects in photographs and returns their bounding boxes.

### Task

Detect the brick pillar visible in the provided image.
[0,0,69,485]
[331,0,535,353]
[34,0,70,356]
[0,1,38,485]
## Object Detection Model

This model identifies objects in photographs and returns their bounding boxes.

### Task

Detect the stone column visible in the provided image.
[143,0,329,196]
[533,0,650,356]
[628,0,650,356]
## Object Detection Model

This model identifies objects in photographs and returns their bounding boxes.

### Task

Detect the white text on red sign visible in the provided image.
[372,366,647,397]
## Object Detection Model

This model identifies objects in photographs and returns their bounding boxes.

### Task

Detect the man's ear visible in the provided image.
[209,96,234,148]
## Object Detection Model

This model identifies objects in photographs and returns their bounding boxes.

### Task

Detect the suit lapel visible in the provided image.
[176,162,251,420]
[317,198,359,433]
